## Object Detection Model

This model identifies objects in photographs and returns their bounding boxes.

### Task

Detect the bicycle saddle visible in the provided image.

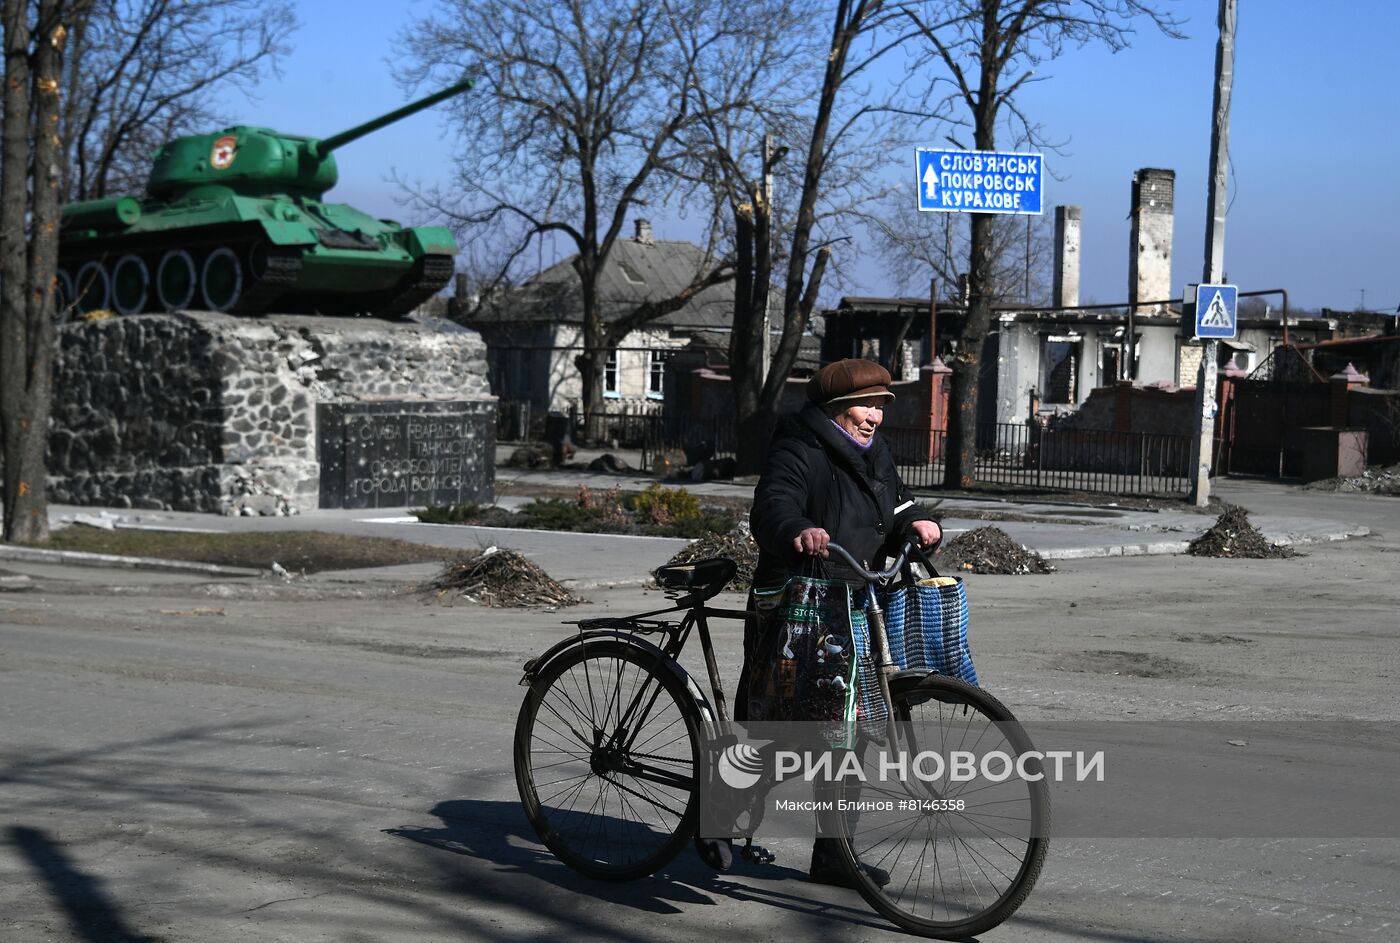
[653,557,737,598]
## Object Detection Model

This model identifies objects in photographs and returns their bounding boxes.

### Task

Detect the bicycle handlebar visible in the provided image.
[824,540,915,584]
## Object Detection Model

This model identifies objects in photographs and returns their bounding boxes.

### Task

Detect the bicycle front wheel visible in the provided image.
[833,674,1049,940]
[514,640,702,881]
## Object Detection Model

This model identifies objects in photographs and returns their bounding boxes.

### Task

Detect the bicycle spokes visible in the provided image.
[516,643,702,880]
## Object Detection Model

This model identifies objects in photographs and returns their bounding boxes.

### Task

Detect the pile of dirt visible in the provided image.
[663,522,758,592]
[428,547,581,607]
[1303,463,1400,495]
[935,526,1054,575]
[1187,507,1296,559]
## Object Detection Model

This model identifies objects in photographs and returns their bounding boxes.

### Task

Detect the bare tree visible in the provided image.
[673,0,837,470]
[690,0,921,472]
[2,0,89,542]
[897,0,1182,487]
[398,0,804,424]
[61,0,294,201]
[868,185,1053,306]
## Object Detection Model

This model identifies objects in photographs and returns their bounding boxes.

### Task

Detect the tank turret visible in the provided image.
[58,77,474,319]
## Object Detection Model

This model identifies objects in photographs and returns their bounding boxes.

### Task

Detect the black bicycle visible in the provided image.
[513,541,1048,939]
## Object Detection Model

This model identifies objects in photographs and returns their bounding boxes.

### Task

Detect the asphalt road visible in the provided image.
[2,494,1399,942]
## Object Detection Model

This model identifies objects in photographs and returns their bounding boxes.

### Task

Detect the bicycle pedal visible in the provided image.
[740,839,776,864]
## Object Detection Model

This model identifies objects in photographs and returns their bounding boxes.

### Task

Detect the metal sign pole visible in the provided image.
[1188,0,1237,507]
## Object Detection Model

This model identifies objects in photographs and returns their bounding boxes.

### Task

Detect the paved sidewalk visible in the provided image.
[0,473,1378,587]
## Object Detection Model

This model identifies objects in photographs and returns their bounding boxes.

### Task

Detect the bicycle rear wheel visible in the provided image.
[515,640,702,881]
[832,674,1049,939]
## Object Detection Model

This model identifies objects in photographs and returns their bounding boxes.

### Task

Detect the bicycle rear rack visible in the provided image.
[567,616,676,636]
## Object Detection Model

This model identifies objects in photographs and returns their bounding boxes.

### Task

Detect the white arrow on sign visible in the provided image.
[921,162,939,202]
[1201,290,1232,327]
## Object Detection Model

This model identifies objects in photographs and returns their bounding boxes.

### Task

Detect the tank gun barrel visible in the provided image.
[309,77,474,160]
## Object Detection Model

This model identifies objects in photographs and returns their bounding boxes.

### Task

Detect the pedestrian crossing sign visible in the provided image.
[1195,283,1237,339]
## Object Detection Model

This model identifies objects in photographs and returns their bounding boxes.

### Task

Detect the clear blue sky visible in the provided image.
[217,0,1400,314]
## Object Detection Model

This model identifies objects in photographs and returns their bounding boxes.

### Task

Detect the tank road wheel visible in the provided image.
[74,260,110,315]
[156,249,197,311]
[231,241,303,315]
[110,255,151,315]
[200,247,243,312]
[54,268,75,323]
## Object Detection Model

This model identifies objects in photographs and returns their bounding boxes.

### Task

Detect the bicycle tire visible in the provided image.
[832,674,1049,939]
[515,639,703,881]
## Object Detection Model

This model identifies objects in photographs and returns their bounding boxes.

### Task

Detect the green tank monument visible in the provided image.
[48,79,496,515]
[57,78,473,319]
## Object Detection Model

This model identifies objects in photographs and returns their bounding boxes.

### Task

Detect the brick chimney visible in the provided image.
[1129,169,1174,313]
[1053,205,1081,308]
[634,218,654,245]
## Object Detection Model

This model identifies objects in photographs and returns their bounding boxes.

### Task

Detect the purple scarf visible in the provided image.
[829,419,874,450]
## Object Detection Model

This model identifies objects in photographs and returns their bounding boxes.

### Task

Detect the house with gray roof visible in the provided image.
[461,220,739,414]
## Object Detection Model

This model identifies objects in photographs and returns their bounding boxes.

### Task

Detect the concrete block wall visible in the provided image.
[50,311,493,514]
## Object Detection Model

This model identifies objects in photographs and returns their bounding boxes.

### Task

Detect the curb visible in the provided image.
[0,545,261,578]
[1036,526,1367,561]
[1039,540,1191,560]
[1267,527,1371,544]
[561,578,653,591]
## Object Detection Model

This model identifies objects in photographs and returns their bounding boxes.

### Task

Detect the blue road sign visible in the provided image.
[915,148,1043,215]
[1195,283,1238,339]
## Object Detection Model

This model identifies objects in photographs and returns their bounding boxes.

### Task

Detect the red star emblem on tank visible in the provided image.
[210,135,238,170]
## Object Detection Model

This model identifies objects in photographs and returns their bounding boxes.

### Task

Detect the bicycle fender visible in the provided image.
[520,631,719,735]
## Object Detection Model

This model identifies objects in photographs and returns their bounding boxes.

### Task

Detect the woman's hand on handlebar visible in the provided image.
[793,527,831,557]
[910,519,942,549]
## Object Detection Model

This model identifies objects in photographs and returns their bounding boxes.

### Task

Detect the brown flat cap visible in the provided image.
[808,358,895,407]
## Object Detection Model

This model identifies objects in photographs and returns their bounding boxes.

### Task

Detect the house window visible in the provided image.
[604,350,620,398]
[1042,335,1081,405]
[647,350,670,399]
[1102,344,1122,384]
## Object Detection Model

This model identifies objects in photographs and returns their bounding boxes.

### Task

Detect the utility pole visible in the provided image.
[1188,0,1236,507]
[760,132,776,384]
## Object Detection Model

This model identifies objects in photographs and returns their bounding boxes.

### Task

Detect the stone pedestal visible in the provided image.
[50,311,495,514]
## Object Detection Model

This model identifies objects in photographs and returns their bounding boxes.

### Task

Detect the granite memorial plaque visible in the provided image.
[318,401,495,509]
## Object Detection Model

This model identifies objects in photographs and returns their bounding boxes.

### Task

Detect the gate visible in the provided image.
[1220,347,1329,478]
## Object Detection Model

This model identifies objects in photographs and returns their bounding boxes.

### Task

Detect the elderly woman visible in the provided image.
[740,358,940,885]
[749,357,940,588]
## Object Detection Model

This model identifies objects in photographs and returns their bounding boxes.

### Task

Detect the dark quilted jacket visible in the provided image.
[749,403,930,588]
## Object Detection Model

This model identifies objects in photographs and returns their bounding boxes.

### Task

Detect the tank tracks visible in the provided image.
[59,230,454,318]
[370,254,456,319]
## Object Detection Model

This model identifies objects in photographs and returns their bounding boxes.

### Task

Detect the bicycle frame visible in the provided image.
[820,540,965,790]
[520,588,748,744]
[517,541,927,797]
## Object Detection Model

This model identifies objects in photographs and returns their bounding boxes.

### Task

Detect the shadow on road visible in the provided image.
[387,798,890,932]
[8,825,160,943]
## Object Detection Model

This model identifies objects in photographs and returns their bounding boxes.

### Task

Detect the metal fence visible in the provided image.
[878,422,1200,495]
[573,404,665,449]
[505,404,1203,496]
[639,414,737,469]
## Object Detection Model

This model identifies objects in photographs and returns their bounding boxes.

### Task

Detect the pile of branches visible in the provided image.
[1187,507,1296,559]
[429,547,580,607]
[935,527,1054,575]
[664,522,758,592]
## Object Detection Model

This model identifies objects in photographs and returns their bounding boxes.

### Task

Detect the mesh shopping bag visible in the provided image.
[879,546,978,685]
